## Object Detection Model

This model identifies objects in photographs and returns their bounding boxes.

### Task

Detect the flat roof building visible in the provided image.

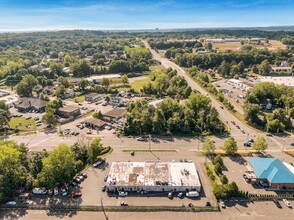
[106,161,201,193]
[246,157,294,189]
[103,108,127,122]
[258,76,294,87]
[14,98,48,112]
[85,93,101,102]
[56,105,81,118]
[86,74,121,83]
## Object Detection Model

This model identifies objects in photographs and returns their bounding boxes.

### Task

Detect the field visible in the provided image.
[68,95,85,102]
[212,40,286,52]
[130,78,152,92]
[8,117,36,131]
[212,42,241,51]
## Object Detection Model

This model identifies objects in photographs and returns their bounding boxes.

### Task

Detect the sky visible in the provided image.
[0,0,293,32]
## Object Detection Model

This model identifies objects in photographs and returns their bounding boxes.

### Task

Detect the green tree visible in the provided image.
[93,110,103,119]
[57,76,70,88]
[55,85,66,99]
[87,138,104,163]
[0,101,10,130]
[223,137,238,155]
[101,78,110,88]
[258,60,271,75]
[78,79,89,92]
[37,144,77,189]
[214,163,222,175]
[16,74,38,97]
[121,75,129,85]
[202,138,216,155]
[253,136,268,152]
[42,109,57,127]
[213,155,224,166]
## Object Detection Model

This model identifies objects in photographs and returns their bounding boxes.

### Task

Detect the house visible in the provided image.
[43,86,54,95]
[56,105,81,118]
[84,118,107,130]
[245,157,294,189]
[64,89,75,99]
[103,108,127,122]
[85,93,101,102]
[14,98,48,112]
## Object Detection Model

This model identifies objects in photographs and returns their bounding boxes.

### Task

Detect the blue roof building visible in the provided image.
[247,157,294,189]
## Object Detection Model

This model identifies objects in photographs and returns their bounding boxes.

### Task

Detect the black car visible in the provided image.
[273,198,282,208]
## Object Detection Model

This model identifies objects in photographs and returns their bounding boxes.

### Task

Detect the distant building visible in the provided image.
[258,76,294,87]
[56,105,81,118]
[205,38,224,43]
[86,74,121,83]
[14,98,48,112]
[245,157,294,189]
[105,161,201,193]
[271,66,292,73]
[84,118,107,130]
[85,93,101,102]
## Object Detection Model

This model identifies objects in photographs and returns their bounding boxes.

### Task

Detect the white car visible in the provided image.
[283,198,292,208]
[119,191,128,197]
[5,201,16,205]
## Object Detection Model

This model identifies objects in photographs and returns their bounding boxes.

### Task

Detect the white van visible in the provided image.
[186,191,199,198]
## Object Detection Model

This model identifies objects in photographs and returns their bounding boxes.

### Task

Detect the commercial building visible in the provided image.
[56,105,81,118]
[14,98,48,112]
[103,108,127,122]
[245,157,294,189]
[84,118,107,130]
[105,161,201,193]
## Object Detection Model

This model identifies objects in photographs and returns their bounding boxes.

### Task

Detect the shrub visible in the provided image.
[214,163,222,175]
[213,155,224,166]
[220,175,228,184]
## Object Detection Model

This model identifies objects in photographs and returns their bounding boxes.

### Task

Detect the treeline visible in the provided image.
[123,92,224,135]
[140,29,294,41]
[148,40,200,50]
[244,82,294,132]
[0,138,108,204]
[141,67,192,98]
[174,47,293,70]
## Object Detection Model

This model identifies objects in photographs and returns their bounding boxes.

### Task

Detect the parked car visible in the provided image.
[104,175,108,182]
[283,198,291,208]
[81,173,87,178]
[120,201,128,206]
[32,188,47,195]
[136,137,147,142]
[73,178,81,184]
[102,185,106,192]
[168,192,173,199]
[61,189,68,197]
[54,188,59,196]
[26,115,32,120]
[5,201,17,205]
[266,133,273,137]
[219,200,226,208]
[186,191,199,198]
[273,198,282,208]
[178,192,184,198]
[290,142,294,146]
[243,141,251,147]
[93,159,105,168]
[247,138,254,143]
[72,192,82,198]
[119,191,128,197]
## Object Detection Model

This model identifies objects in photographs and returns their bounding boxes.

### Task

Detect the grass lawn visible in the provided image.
[268,40,287,50]
[212,42,241,52]
[68,95,85,102]
[8,117,36,131]
[130,78,152,92]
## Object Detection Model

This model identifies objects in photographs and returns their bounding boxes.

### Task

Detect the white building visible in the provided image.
[106,161,201,193]
[86,74,121,83]
[228,79,251,91]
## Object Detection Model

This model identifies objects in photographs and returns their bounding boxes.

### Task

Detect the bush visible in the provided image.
[213,155,224,166]
[214,163,222,175]
[220,175,228,184]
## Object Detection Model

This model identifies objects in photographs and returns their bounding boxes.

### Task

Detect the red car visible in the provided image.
[72,192,82,198]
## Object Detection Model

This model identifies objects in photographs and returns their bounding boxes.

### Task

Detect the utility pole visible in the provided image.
[149,134,151,152]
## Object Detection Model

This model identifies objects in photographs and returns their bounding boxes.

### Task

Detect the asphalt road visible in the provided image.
[142,40,293,150]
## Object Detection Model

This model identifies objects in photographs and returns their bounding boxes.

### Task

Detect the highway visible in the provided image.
[142,40,293,149]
